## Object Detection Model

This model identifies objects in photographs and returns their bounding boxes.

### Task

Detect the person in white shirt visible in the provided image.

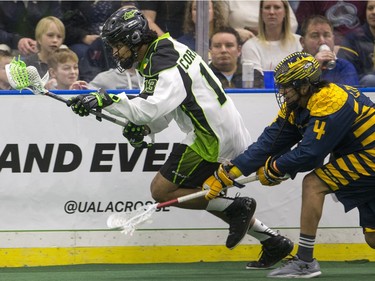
[224,0,298,43]
[241,0,302,75]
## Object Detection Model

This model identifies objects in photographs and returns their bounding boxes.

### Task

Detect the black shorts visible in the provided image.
[159,144,220,188]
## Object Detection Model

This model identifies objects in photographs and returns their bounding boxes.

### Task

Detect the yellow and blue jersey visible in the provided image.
[233,83,375,180]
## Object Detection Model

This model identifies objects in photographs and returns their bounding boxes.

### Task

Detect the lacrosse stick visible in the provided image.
[5,57,127,127]
[107,175,258,235]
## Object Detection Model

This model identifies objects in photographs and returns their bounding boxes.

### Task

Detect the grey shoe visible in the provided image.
[246,235,294,269]
[267,256,322,278]
[224,197,256,249]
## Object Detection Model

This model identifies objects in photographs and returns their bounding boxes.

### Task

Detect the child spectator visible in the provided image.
[241,0,302,73]
[46,48,88,90]
[337,0,375,87]
[0,50,13,90]
[209,27,263,88]
[23,16,65,78]
[300,15,359,86]
[178,0,228,51]
[0,1,62,56]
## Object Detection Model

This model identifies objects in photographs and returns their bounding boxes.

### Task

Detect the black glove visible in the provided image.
[123,122,152,149]
[67,89,119,117]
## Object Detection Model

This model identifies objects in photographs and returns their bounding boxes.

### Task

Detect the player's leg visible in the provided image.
[150,144,256,249]
[152,143,293,254]
[364,229,375,249]
[358,200,375,249]
[245,219,294,269]
[268,172,326,278]
[269,150,375,278]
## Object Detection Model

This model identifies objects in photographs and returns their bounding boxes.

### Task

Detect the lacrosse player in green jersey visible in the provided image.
[203,52,375,278]
[67,7,293,267]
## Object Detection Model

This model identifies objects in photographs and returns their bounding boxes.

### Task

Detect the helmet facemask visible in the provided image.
[109,44,138,72]
[274,52,321,114]
[275,79,307,114]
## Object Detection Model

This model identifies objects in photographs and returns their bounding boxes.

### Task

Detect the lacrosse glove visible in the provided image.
[67,89,120,117]
[257,156,289,186]
[123,122,152,149]
[203,164,244,200]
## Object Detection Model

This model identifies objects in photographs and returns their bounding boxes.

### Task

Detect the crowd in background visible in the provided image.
[0,0,374,90]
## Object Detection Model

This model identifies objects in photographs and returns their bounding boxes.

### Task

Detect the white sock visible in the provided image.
[247,218,279,242]
[206,197,233,211]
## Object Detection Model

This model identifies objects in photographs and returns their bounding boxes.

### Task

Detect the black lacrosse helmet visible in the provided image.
[101,7,149,71]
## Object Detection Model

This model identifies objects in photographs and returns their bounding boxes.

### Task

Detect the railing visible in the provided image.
[2,87,375,96]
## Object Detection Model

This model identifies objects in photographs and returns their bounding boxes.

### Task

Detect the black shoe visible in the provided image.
[224,197,256,249]
[246,235,294,269]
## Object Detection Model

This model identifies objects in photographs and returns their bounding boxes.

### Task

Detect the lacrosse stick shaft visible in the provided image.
[44,91,128,127]
[156,175,258,209]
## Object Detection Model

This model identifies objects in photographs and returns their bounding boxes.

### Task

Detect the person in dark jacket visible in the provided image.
[300,15,359,86]
[337,0,375,87]
[209,27,263,88]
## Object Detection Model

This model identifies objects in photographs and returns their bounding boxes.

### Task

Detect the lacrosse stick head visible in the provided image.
[5,57,49,94]
[106,203,158,235]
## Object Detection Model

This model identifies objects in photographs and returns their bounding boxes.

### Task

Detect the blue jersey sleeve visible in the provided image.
[232,114,301,176]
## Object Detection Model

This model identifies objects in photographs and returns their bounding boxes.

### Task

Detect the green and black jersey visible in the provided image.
[106,33,251,163]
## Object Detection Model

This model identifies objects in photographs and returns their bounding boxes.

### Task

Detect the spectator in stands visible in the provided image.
[61,1,125,60]
[241,0,302,74]
[300,15,359,86]
[0,50,13,90]
[45,48,88,90]
[88,67,140,90]
[0,1,62,56]
[23,16,65,78]
[139,1,186,39]
[295,1,367,46]
[223,0,298,43]
[209,27,263,88]
[178,0,228,51]
[337,0,375,87]
[61,1,130,82]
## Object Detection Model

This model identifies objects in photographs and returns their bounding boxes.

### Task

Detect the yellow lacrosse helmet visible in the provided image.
[274,52,321,87]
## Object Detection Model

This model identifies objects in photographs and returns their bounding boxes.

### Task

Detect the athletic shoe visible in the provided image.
[246,235,294,269]
[224,197,256,249]
[267,256,322,278]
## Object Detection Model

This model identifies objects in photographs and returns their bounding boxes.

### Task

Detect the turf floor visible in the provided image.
[0,261,373,281]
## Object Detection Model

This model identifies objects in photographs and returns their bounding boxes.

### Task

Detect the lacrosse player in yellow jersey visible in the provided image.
[66,6,294,267]
[203,51,375,278]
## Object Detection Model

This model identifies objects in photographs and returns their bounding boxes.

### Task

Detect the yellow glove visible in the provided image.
[257,156,289,186]
[203,164,244,200]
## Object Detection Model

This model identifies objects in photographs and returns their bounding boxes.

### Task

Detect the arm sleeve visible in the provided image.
[104,66,186,125]
[232,115,301,176]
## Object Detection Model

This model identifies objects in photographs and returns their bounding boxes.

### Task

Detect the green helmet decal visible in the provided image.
[123,9,137,21]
